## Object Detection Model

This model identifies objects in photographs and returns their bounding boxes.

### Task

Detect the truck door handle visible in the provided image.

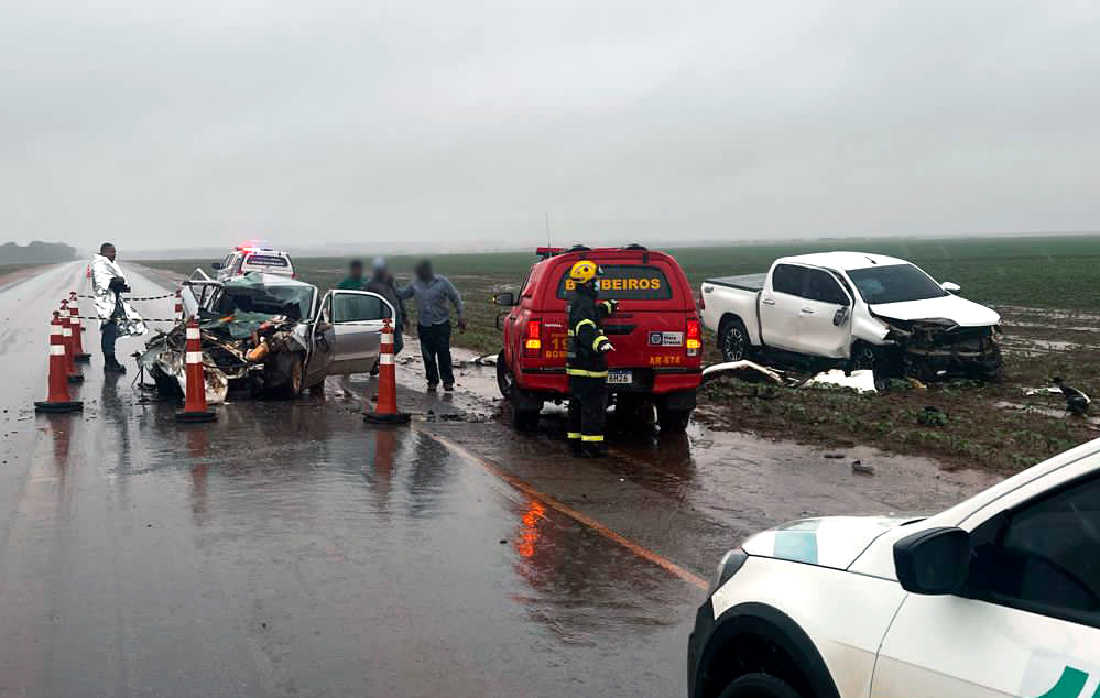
[801,308,815,314]
[761,298,776,306]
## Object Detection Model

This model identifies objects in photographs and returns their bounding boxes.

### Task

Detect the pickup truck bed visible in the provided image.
[705,273,766,292]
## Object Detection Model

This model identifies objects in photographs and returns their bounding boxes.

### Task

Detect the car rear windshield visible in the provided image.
[556,264,672,300]
[848,264,949,305]
[245,253,289,267]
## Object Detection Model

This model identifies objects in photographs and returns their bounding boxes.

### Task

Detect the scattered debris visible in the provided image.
[473,354,498,367]
[851,459,874,475]
[803,369,876,393]
[917,405,948,427]
[1053,377,1091,416]
[702,360,784,385]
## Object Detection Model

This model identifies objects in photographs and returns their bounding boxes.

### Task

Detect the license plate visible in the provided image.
[607,370,632,385]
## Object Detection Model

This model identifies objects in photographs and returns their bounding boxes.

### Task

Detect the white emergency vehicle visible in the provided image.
[689,437,1100,698]
[212,243,295,282]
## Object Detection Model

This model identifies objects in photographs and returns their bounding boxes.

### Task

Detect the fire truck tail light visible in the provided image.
[686,319,701,352]
[524,319,542,356]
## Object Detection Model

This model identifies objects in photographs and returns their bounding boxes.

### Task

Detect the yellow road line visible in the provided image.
[418,427,708,591]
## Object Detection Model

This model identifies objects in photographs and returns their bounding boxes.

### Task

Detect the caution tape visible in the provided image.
[65,315,182,323]
[75,292,175,302]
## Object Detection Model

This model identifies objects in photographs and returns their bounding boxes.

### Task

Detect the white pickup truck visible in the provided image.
[699,252,1003,379]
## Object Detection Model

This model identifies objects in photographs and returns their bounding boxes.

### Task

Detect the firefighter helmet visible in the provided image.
[568,260,601,284]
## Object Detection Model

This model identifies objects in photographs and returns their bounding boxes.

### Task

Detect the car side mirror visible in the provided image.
[833,306,850,327]
[493,291,516,307]
[211,262,224,271]
[893,527,969,595]
[941,282,960,294]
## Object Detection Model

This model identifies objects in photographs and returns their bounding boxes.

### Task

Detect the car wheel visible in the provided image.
[656,404,692,434]
[719,317,751,362]
[512,408,541,432]
[276,353,305,399]
[496,351,515,399]
[718,673,802,698]
[848,341,877,373]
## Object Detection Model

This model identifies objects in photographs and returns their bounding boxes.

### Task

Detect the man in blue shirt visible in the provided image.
[397,260,466,392]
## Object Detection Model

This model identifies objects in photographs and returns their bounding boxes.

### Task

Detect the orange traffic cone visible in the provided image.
[174,289,183,322]
[365,317,410,425]
[59,300,83,383]
[67,292,90,361]
[35,313,84,413]
[175,317,216,423]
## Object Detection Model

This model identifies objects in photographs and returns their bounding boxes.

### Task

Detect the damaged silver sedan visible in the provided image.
[140,271,393,402]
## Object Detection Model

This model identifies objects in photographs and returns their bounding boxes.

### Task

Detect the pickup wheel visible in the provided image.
[497,351,542,431]
[656,404,692,434]
[718,317,751,362]
[848,341,877,373]
[496,351,515,399]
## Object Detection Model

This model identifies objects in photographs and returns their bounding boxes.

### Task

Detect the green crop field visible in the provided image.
[149,234,1100,357]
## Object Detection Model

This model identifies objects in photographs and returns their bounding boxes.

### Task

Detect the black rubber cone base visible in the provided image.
[35,400,84,413]
[74,353,91,362]
[67,374,85,383]
[364,412,411,425]
[175,410,217,424]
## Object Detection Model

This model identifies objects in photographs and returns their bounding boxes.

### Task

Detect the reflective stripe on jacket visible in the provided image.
[566,289,610,373]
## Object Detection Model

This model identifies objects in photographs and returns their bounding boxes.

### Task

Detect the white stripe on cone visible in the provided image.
[186,327,200,340]
[50,345,66,356]
[51,326,62,336]
[62,327,72,337]
[380,354,394,365]
[186,351,204,364]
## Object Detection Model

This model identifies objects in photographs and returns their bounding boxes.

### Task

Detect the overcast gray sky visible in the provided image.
[2,1,1099,252]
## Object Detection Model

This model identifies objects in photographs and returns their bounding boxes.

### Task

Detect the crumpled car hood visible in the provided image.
[741,515,924,570]
[871,294,1000,327]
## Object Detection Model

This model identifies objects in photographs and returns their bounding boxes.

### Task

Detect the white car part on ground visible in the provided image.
[804,369,876,393]
[701,360,784,385]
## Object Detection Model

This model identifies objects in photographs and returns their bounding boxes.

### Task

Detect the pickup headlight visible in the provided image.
[710,548,748,594]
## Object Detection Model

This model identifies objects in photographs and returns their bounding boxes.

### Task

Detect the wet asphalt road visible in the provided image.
[0,262,1002,697]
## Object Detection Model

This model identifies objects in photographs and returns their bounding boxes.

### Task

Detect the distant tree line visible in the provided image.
[0,241,77,265]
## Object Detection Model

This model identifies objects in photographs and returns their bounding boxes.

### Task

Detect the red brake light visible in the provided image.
[686,319,701,352]
[524,319,543,357]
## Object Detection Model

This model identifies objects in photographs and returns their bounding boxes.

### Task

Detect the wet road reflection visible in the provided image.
[0,263,696,697]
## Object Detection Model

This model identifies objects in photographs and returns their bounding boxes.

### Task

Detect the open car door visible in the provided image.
[316,290,394,375]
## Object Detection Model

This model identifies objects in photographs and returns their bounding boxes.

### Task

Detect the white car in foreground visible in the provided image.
[688,438,1100,698]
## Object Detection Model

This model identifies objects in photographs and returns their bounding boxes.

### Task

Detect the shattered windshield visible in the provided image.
[848,264,949,305]
[210,273,314,320]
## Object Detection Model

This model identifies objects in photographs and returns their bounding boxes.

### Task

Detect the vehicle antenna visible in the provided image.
[545,211,551,248]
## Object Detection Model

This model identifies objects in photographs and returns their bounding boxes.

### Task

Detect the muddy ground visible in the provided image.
[697,304,1100,473]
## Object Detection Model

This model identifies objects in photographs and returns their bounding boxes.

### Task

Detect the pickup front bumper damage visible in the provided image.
[139,315,305,402]
[879,317,1002,378]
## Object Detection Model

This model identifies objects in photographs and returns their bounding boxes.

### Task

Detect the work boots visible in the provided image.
[104,355,127,373]
[571,441,606,458]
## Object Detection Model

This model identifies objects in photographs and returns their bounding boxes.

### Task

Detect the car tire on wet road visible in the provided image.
[718,673,802,698]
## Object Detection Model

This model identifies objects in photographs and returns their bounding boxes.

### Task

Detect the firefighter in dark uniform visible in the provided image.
[566,260,618,457]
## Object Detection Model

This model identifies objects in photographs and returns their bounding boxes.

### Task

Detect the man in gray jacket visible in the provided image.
[366,257,405,355]
[397,259,465,392]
